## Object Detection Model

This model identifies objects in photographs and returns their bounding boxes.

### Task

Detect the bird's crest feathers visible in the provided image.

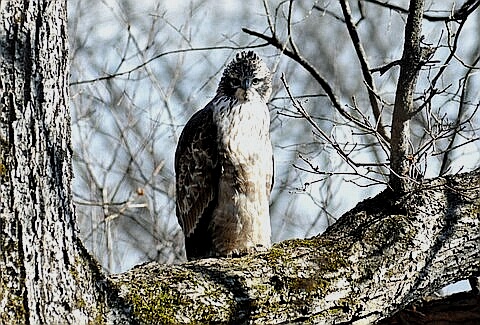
[216,51,272,101]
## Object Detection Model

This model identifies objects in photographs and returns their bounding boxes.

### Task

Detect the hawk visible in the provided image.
[175,51,273,260]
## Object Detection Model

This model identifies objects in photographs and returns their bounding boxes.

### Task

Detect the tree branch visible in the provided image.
[362,0,480,22]
[389,0,425,192]
[242,27,379,139]
[69,44,270,86]
[111,170,480,324]
[339,0,390,144]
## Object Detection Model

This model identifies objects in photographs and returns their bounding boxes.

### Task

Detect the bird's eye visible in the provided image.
[252,78,261,85]
[230,78,241,87]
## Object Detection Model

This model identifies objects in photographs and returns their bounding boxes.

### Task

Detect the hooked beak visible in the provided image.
[241,78,252,90]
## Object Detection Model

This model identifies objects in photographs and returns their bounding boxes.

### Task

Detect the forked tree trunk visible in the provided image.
[1,1,479,325]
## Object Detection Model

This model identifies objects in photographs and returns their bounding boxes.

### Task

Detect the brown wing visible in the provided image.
[175,102,218,237]
[268,153,274,195]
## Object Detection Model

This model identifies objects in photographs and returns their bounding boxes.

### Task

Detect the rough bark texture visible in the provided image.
[0,1,126,324]
[111,170,480,324]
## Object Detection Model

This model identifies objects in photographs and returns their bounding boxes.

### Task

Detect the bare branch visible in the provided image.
[339,0,390,143]
[440,53,480,175]
[70,44,269,86]
[362,0,480,22]
[418,16,471,113]
[281,74,389,188]
[242,27,369,132]
[389,0,426,192]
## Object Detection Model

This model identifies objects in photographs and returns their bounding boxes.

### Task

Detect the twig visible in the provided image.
[371,60,402,75]
[339,0,390,144]
[70,44,270,86]
[361,0,480,22]
[242,27,368,131]
[281,74,359,173]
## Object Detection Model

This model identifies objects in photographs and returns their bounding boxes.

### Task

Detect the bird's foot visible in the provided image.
[224,244,270,258]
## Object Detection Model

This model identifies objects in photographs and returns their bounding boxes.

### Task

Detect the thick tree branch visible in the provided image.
[111,170,480,324]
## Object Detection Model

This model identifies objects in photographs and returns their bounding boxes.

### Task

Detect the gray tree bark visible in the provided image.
[390,0,425,193]
[111,171,480,324]
[0,1,126,324]
[1,1,479,325]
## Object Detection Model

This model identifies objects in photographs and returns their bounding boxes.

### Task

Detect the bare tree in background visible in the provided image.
[69,0,480,274]
[246,0,479,190]
[69,0,301,271]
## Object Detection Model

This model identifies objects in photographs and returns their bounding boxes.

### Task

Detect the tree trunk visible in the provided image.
[111,170,480,324]
[0,1,122,323]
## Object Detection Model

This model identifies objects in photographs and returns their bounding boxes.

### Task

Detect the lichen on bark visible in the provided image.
[110,170,480,324]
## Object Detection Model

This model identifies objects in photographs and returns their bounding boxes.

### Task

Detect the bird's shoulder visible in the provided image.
[175,101,218,159]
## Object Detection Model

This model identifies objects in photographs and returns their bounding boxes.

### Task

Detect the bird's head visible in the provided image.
[217,51,272,103]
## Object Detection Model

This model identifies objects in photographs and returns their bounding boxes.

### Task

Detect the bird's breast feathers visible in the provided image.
[212,97,271,163]
[209,96,273,255]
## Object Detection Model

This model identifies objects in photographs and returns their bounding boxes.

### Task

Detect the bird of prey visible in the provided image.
[175,51,273,260]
